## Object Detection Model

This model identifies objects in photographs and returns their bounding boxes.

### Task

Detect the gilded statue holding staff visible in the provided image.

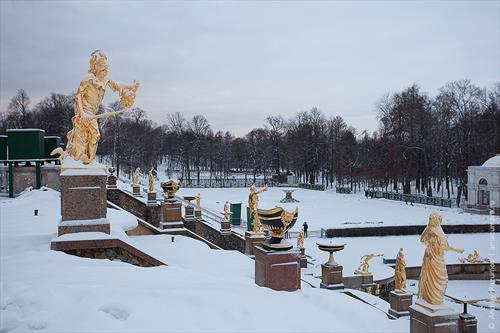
[52,50,140,164]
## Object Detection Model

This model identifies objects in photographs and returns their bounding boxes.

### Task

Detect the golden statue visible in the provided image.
[458,250,490,264]
[148,167,156,192]
[52,50,140,164]
[355,253,384,275]
[394,248,407,292]
[133,167,141,187]
[196,193,201,210]
[417,212,463,306]
[223,201,230,221]
[248,184,267,232]
[297,230,305,249]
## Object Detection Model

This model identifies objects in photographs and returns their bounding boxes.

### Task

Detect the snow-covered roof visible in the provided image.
[482,154,500,167]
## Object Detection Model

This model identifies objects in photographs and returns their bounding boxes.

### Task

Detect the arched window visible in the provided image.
[479,178,488,185]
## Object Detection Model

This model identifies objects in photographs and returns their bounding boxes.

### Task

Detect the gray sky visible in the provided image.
[1,0,499,136]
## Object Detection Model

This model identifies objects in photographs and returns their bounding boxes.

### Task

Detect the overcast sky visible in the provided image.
[1,0,498,136]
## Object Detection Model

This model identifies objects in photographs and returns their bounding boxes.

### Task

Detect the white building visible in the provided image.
[466,154,500,215]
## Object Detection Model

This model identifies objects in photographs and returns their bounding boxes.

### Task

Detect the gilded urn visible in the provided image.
[257,206,298,251]
[161,180,181,199]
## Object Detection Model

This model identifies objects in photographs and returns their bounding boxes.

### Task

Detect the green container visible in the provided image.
[246,206,254,231]
[44,136,61,158]
[7,129,45,160]
[230,203,242,225]
[0,135,7,160]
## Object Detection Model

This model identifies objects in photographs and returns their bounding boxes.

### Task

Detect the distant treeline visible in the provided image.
[1,80,498,201]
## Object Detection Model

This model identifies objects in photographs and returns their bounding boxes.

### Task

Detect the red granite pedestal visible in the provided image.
[220,219,231,234]
[160,199,184,229]
[147,192,157,205]
[254,246,301,291]
[107,174,117,188]
[58,172,109,236]
[299,248,307,268]
[320,264,344,290]
[194,209,202,219]
[132,186,140,196]
[245,231,266,256]
[389,291,412,317]
[410,302,459,333]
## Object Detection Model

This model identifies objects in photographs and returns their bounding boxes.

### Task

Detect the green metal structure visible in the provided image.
[230,202,242,225]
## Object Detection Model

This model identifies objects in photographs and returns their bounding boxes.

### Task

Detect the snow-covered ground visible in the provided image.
[1,188,409,332]
[133,185,497,231]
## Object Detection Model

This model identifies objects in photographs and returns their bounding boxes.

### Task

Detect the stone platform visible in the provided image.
[320,263,344,290]
[389,290,412,317]
[410,302,459,333]
[254,246,301,291]
[245,231,266,256]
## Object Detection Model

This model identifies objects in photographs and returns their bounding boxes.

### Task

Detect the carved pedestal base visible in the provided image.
[389,291,412,317]
[133,186,141,196]
[320,264,344,290]
[254,246,301,291]
[245,231,266,256]
[59,172,109,236]
[220,219,231,234]
[410,303,459,333]
[459,313,477,333]
[147,192,157,205]
[160,200,184,230]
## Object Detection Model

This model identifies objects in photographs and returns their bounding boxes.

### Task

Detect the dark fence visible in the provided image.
[298,183,325,191]
[179,178,277,188]
[336,187,351,194]
[365,189,452,208]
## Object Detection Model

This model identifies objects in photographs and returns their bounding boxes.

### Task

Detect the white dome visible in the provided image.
[482,155,500,167]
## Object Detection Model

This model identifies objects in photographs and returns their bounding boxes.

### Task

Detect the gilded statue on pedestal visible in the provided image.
[248,184,267,233]
[417,212,463,306]
[355,253,383,275]
[223,201,231,221]
[395,248,407,292]
[148,167,157,192]
[458,250,490,264]
[52,50,140,164]
[297,230,305,249]
[133,167,142,187]
[196,193,201,210]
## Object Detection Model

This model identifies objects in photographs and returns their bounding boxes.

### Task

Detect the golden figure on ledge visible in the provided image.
[417,212,463,307]
[458,250,490,264]
[248,184,267,233]
[148,167,156,192]
[223,201,230,221]
[133,167,142,187]
[297,230,305,250]
[394,248,407,292]
[52,50,140,164]
[196,193,201,210]
[355,253,384,276]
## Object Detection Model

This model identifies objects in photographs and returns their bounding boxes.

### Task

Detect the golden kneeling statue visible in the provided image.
[417,212,463,306]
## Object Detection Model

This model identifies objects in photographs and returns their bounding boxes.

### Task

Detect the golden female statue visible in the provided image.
[395,248,407,292]
[223,201,230,221]
[55,50,140,164]
[418,212,463,305]
[148,167,156,192]
[248,184,267,231]
[196,193,201,210]
[133,167,142,187]
[297,230,305,249]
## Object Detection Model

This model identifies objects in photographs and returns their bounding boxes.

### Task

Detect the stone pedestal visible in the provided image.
[184,205,195,221]
[410,303,459,333]
[245,231,266,256]
[343,275,362,289]
[160,199,184,229]
[59,172,110,236]
[320,264,344,290]
[107,174,117,188]
[194,208,202,219]
[254,246,301,291]
[220,219,231,234]
[147,192,157,205]
[459,313,477,333]
[389,291,412,317]
[133,185,140,196]
[299,248,307,268]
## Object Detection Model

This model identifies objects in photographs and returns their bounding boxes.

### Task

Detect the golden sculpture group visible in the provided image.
[355,253,384,276]
[417,212,463,307]
[248,184,267,233]
[52,50,140,164]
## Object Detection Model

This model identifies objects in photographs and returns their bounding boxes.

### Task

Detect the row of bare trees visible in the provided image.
[1,80,498,200]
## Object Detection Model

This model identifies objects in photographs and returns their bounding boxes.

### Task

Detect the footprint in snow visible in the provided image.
[99,305,130,321]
